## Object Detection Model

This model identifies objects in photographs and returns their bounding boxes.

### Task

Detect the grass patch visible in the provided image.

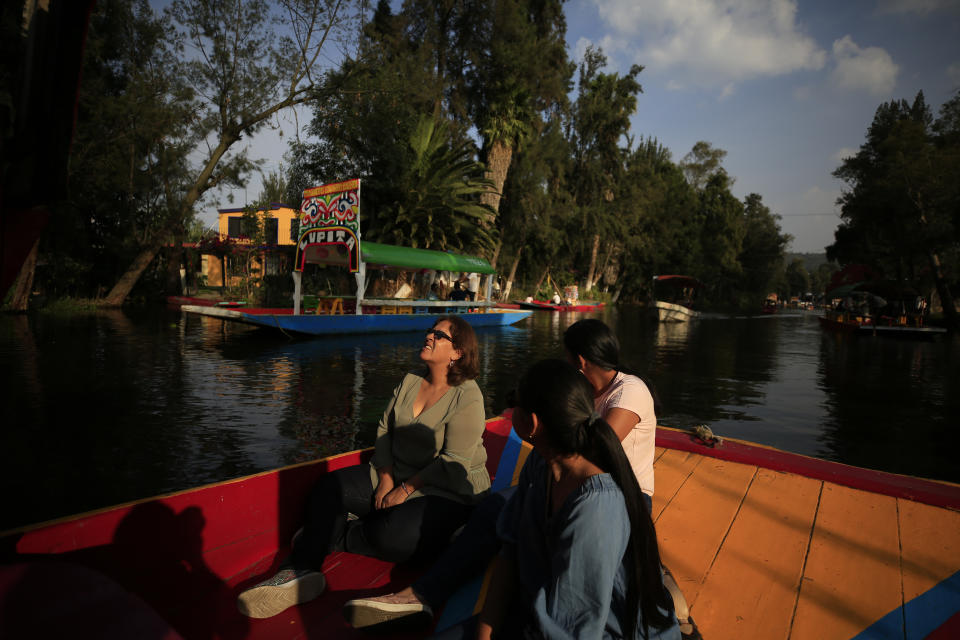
[38,297,102,314]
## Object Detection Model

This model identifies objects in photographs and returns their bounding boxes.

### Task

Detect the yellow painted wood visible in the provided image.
[898,498,960,630]
[790,483,901,640]
[691,468,821,640]
[655,457,756,605]
[651,448,702,521]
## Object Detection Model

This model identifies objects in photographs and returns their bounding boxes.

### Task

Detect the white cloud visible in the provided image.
[948,62,960,85]
[590,0,826,90]
[829,36,899,95]
[876,0,960,15]
[719,83,736,100]
[831,147,859,165]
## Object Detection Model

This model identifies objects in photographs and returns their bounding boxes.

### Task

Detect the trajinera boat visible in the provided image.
[819,280,946,338]
[2,416,958,639]
[182,180,532,336]
[652,275,702,322]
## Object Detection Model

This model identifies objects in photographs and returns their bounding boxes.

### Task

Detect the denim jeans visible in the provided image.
[290,463,473,570]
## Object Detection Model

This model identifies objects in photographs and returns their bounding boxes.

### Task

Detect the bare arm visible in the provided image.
[604,407,640,442]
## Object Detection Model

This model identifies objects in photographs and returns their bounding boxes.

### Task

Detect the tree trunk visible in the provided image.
[102,244,161,306]
[6,239,39,312]
[584,234,600,292]
[481,139,513,215]
[927,249,958,327]
[502,248,522,302]
[534,265,550,296]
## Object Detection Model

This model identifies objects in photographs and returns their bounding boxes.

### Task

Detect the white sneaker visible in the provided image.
[237,568,326,619]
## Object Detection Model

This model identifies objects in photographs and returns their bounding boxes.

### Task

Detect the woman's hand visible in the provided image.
[379,485,412,509]
[374,469,395,509]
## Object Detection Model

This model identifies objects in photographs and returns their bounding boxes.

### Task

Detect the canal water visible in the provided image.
[2,306,957,531]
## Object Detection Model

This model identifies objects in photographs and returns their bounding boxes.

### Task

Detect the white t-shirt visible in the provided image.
[594,372,657,497]
[467,272,480,293]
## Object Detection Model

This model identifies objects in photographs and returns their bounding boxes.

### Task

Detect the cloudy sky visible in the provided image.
[213,0,960,254]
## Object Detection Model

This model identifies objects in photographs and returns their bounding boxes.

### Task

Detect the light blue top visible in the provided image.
[497,451,680,640]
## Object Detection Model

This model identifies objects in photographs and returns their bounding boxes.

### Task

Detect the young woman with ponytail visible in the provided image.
[471,359,678,639]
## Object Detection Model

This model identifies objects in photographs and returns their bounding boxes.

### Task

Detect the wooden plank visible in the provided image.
[655,457,756,605]
[651,448,703,521]
[790,483,901,640]
[898,499,960,638]
[691,468,821,640]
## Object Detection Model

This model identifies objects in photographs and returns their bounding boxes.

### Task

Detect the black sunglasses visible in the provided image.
[426,328,452,342]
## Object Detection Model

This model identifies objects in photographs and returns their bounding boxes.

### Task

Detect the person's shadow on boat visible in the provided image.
[0,502,247,640]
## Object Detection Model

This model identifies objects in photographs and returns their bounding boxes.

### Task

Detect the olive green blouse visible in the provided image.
[369,372,490,504]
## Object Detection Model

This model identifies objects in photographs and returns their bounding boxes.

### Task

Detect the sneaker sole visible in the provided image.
[237,572,326,619]
[343,600,432,630]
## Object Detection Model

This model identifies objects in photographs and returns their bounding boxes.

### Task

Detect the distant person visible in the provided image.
[426,283,440,301]
[467,272,480,301]
[552,292,562,304]
[449,281,469,301]
[237,317,490,619]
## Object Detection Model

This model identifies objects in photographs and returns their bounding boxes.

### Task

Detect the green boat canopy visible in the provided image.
[360,241,495,274]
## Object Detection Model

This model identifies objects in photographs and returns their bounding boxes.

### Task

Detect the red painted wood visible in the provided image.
[655,428,960,510]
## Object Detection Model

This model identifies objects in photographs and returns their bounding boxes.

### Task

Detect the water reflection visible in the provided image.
[1,306,957,531]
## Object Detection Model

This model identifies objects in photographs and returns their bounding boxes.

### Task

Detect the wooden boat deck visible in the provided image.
[651,443,960,639]
[2,423,958,639]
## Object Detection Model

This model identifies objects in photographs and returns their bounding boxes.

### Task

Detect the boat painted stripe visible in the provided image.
[849,569,960,640]
[490,428,524,492]
[654,428,960,511]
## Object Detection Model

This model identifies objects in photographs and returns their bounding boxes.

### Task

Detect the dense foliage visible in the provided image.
[11,0,808,311]
[830,91,959,325]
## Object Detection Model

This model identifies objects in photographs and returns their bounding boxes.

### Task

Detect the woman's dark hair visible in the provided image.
[515,359,674,637]
[438,315,479,385]
[563,319,661,414]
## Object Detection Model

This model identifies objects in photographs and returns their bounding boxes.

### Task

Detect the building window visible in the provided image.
[265,217,279,245]
[227,216,242,238]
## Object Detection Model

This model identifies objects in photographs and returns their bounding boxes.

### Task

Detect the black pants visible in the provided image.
[290,464,474,570]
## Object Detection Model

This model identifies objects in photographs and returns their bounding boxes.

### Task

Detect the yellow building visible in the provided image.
[201,203,299,287]
[217,203,299,245]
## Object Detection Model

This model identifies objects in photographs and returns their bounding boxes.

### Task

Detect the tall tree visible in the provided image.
[738,193,791,303]
[567,46,642,292]
[462,0,572,268]
[831,91,958,326]
[681,141,728,191]
[102,0,358,306]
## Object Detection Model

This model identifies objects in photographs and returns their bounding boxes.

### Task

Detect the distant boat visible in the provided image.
[820,280,945,338]
[652,275,702,322]
[512,300,605,313]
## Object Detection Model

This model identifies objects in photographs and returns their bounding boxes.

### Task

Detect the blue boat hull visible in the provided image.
[182,306,533,335]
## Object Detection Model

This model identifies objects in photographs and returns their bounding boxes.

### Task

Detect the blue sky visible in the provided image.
[209,0,960,254]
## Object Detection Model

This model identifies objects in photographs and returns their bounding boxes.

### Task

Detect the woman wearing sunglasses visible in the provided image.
[237,316,490,619]
[457,359,678,639]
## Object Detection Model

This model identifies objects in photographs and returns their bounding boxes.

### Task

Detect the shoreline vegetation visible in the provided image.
[2,1,956,325]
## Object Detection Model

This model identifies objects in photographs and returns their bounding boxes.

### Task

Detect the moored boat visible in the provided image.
[3,417,958,639]
[652,275,702,323]
[514,299,605,312]
[181,180,532,336]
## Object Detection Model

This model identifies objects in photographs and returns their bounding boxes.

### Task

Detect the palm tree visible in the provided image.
[378,115,497,254]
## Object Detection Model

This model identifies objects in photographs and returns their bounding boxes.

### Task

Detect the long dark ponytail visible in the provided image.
[516,360,674,637]
[563,319,662,414]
